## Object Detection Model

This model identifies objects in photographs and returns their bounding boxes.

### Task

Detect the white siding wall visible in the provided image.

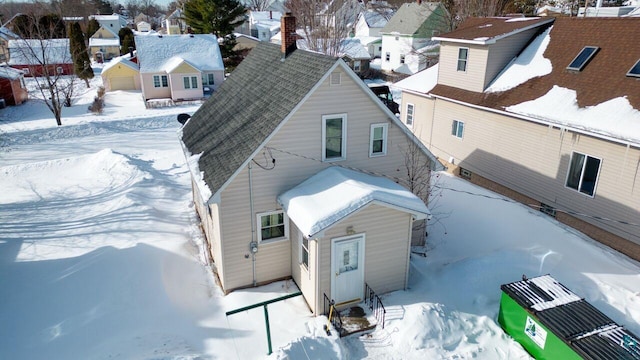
[424,98,640,245]
[169,72,202,100]
[216,66,433,291]
[140,73,171,100]
[381,35,430,74]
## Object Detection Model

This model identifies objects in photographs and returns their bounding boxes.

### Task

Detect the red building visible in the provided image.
[0,66,27,106]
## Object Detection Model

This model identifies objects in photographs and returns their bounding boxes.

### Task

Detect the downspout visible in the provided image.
[404,215,414,290]
[249,161,257,286]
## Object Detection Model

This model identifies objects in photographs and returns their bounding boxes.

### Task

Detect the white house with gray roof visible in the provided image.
[134,34,224,102]
[180,13,442,316]
[380,1,448,74]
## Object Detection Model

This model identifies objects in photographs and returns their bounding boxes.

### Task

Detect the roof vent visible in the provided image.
[627,59,640,78]
[567,46,599,71]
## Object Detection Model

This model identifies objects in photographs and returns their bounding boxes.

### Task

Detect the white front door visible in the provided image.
[331,234,365,304]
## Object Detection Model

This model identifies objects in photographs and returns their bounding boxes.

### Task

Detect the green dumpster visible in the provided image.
[498,274,640,360]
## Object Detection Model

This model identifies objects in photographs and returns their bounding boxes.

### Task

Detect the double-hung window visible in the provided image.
[457,48,469,72]
[153,75,168,88]
[299,234,309,269]
[452,120,464,138]
[184,76,198,89]
[257,210,288,243]
[202,73,215,85]
[370,123,388,157]
[385,52,390,62]
[322,114,347,161]
[406,103,415,126]
[566,152,601,196]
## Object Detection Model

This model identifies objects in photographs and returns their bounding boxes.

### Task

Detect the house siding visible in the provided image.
[102,64,140,91]
[140,73,171,100]
[215,66,432,292]
[401,91,436,142]
[423,98,640,251]
[437,43,488,92]
[315,204,412,314]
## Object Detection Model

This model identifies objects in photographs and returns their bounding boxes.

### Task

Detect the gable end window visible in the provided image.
[627,59,640,78]
[406,103,414,126]
[369,123,388,157]
[567,46,599,71]
[257,210,289,243]
[457,48,468,72]
[565,152,601,197]
[452,120,464,138]
[322,114,347,161]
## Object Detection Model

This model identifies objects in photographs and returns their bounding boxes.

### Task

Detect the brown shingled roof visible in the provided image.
[434,16,553,43]
[432,17,640,112]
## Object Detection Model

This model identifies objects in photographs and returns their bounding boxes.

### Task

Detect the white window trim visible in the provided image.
[369,123,388,157]
[564,151,602,198]
[256,210,289,243]
[405,103,415,127]
[299,232,309,271]
[322,113,347,162]
[457,47,469,72]
[183,76,191,89]
[452,120,464,139]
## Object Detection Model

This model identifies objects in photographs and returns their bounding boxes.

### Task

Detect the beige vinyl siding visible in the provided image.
[401,92,436,143]
[191,179,226,286]
[290,224,317,313]
[438,43,488,92]
[427,98,640,246]
[216,66,432,292]
[484,28,545,89]
[315,204,413,313]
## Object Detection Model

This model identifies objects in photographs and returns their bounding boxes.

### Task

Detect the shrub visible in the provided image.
[88,96,104,114]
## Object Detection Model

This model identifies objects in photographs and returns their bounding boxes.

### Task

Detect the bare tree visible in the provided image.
[246,0,272,11]
[8,13,79,126]
[284,0,361,56]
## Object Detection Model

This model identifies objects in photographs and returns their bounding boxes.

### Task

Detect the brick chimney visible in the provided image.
[281,12,296,58]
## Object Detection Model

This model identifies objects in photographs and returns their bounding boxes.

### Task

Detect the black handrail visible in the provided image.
[323,293,344,335]
[364,283,386,329]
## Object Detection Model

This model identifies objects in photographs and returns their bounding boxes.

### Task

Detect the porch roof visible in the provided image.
[277,167,430,238]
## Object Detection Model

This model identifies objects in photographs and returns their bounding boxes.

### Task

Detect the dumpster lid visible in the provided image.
[501,274,581,311]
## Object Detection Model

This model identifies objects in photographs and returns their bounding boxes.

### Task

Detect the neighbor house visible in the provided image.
[180,14,442,315]
[101,54,140,91]
[134,34,224,103]
[379,1,449,74]
[88,25,120,62]
[398,16,640,260]
[352,8,392,59]
[339,38,371,74]
[164,9,185,35]
[89,13,128,31]
[0,26,19,62]
[0,66,28,106]
[7,39,73,77]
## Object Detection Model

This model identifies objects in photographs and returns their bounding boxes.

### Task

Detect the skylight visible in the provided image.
[627,59,640,78]
[567,46,599,71]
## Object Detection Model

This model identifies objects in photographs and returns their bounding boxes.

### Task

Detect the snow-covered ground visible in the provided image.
[1,73,639,359]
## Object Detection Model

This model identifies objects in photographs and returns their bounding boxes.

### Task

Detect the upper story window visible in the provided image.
[566,152,601,197]
[452,120,464,138]
[567,46,599,71]
[400,54,406,64]
[153,75,168,88]
[406,103,414,127]
[257,210,289,243]
[627,59,640,78]
[370,123,388,157]
[385,52,390,62]
[322,114,347,161]
[457,48,469,72]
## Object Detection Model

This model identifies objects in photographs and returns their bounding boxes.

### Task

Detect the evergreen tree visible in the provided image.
[86,18,100,38]
[118,27,135,55]
[69,21,94,88]
[182,0,246,38]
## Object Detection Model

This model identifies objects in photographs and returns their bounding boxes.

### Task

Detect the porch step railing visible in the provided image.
[323,293,344,335]
[365,283,386,329]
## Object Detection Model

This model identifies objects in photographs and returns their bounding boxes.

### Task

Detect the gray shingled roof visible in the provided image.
[381,2,443,36]
[180,42,339,199]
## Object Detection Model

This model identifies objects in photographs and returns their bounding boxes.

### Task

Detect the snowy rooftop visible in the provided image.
[277,167,430,238]
[0,65,23,80]
[134,34,224,73]
[394,64,439,94]
[101,55,139,73]
[340,38,371,60]
[89,38,120,47]
[7,39,71,65]
[362,9,392,28]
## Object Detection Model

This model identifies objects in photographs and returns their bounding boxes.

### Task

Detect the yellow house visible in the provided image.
[89,26,121,62]
[101,56,140,91]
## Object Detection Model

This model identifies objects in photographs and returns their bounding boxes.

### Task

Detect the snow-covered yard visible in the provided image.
[0,74,638,359]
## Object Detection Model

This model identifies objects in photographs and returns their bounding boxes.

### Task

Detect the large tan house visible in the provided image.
[397,17,640,260]
[180,14,442,315]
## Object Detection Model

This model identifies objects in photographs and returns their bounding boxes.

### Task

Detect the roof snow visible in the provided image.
[277,167,430,238]
[394,64,439,94]
[89,38,120,47]
[134,34,223,73]
[102,55,139,73]
[8,39,71,65]
[0,65,24,80]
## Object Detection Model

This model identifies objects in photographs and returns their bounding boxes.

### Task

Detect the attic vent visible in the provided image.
[627,59,640,78]
[459,167,472,179]
[567,46,599,71]
[539,203,557,218]
[330,72,341,86]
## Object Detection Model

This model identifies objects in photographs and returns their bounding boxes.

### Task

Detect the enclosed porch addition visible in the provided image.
[277,167,430,316]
